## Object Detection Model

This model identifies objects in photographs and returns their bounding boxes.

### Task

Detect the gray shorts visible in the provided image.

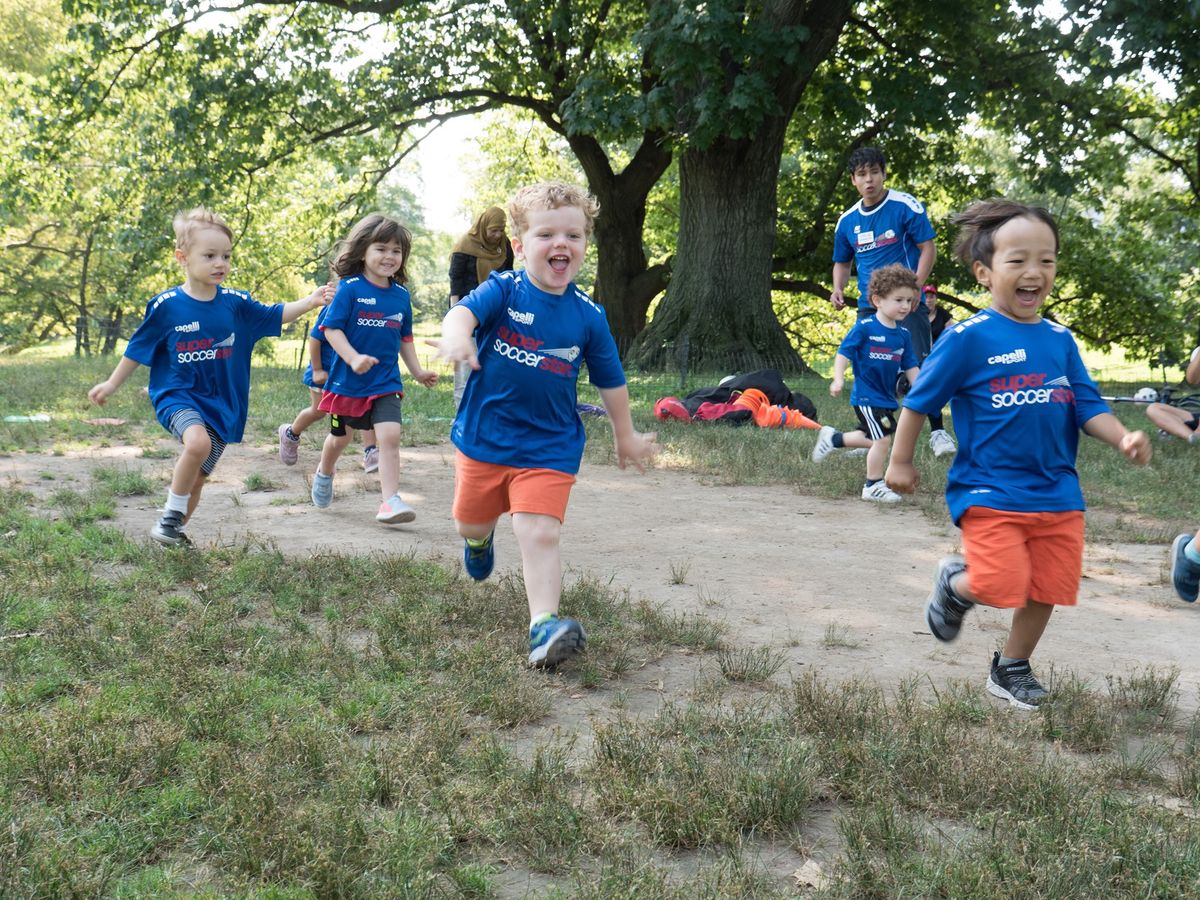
[166,408,226,475]
[330,393,403,437]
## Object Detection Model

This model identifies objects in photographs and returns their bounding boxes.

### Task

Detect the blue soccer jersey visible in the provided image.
[123,285,282,442]
[452,270,627,474]
[833,189,936,308]
[302,307,336,390]
[837,314,918,409]
[321,276,414,398]
[903,311,1111,525]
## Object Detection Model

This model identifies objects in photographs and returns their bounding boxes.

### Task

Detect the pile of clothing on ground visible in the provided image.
[653,369,819,429]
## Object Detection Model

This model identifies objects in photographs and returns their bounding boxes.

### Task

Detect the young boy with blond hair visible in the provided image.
[812,263,921,503]
[431,181,659,667]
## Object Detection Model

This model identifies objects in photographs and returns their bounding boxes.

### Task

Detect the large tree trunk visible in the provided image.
[566,132,672,350]
[630,118,807,373]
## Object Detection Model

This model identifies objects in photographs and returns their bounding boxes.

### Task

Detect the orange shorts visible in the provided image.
[960,507,1085,609]
[452,451,576,524]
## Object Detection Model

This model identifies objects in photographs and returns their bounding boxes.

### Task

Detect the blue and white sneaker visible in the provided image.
[1170,533,1200,603]
[311,471,334,508]
[528,615,587,668]
[463,531,495,581]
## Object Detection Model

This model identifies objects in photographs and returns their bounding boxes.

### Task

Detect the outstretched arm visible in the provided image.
[597,385,659,473]
[88,357,141,405]
[885,407,927,493]
[427,304,482,369]
[1083,412,1151,465]
[281,283,333,325]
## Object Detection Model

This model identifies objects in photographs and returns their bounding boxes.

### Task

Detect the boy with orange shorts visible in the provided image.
[431,182,659,668]
[885,199,1150,709]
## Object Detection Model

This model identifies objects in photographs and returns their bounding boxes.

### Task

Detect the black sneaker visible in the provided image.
[150,509,189,547]
[986,652,1048,710]
[925,555,972,642]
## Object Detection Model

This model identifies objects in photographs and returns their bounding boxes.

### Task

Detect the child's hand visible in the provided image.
[615,430,660,474]
[829,377,844,398]
[1120,429,1152,465]
[306,284,332,309]
[414,368,438,388]
[425,335,480,370]
[885,461,919,494]
[351,353,379,375]
[311,368,327,386]
[88,381,114,406]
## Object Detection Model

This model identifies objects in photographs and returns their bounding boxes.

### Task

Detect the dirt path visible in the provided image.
[4,434,1197,708]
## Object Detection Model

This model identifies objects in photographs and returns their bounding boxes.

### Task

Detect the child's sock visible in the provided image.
[465,534,491,549]
[530,611,555,630]
[831,432,845,448]
[998,656,1026,667]
[164,491,190,514]
[363,444,377,453]
[1185,539,1200,566]
[864,477,881,487]
[285,425,300,441]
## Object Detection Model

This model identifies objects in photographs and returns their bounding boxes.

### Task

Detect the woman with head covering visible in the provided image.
[448,206,514,407]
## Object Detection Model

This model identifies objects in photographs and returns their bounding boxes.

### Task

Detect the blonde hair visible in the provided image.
[173,207,233,251]
[330,213,412,284]
[508,181,600,238]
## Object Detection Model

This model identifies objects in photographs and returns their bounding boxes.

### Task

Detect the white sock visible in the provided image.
[165,491,190,514]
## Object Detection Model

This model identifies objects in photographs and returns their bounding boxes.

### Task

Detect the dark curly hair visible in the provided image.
[331,213,412,284]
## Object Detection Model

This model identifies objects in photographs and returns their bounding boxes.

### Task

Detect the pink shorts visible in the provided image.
[960,507,1085,609]
[452,451,575,524]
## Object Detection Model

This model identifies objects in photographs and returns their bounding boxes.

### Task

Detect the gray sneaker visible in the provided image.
[987,652,1049,710]
[376,493,416,524]
[150,509,189,547]
[925,555,972,641]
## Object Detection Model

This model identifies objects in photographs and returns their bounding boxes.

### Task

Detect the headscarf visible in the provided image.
[450,206,509,285]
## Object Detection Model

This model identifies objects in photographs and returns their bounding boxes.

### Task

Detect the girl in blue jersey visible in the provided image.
[88,207,331,546]
[309,213,438,524]
[276,307,377,471]
[886,199,1150,709]
[431,182,659,669]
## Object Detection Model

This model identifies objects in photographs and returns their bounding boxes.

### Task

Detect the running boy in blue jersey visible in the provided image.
[310,213,438,524]
[886,199,1150,709]
[431,181,659,668]
[812,264,921,503]
[831,147,956,458]
[89,207,330,546]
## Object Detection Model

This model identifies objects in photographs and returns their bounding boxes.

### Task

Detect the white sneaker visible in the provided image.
[376,493,416,524]
[929,429,957,457]
[812,425,837,462]
[861,481,902,503]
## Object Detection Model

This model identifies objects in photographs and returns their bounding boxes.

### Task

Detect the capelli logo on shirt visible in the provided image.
[174,321,200,333]
[508,308,535,325]
[868,334,885,342]
[358,298,377,305]
[987,349,1027,365]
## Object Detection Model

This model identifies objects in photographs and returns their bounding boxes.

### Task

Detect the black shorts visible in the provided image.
[330,393,403,437]
[854,405,898,440]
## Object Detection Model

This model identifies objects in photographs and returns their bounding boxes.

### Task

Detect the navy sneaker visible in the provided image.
[925,555,972,642]
[987,652,1049,710]
[463,531,495,581]
[150,509,189,547]
[1170,533,1200,603]
[528,615,587,668]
